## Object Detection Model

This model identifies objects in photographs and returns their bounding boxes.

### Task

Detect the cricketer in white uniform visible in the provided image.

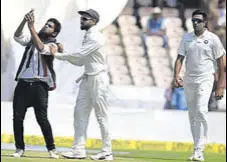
[51,9,113,161]
[172,10,225,161]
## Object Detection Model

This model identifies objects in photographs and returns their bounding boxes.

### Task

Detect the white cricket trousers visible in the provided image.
[72,72,112,154]
[184,74,214,151]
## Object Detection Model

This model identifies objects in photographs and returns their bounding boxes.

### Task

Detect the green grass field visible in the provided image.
[1,149,226,162]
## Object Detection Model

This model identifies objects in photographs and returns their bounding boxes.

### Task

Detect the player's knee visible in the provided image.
[195,111,207,122]
[96,117,106,125]
[13,112,25,122]
[36,116,48,125]
[93,96,107,105]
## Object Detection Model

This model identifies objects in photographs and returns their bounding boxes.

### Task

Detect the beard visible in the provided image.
[80,25,90,30]
[193,23,205,32]
[38,31,44,36]
[38,31,52,39]
[39,28,48,35]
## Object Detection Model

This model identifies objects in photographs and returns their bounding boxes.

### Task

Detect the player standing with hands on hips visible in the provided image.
[12,9,61,158]
[172,9,226,161]
[50,9,113,161]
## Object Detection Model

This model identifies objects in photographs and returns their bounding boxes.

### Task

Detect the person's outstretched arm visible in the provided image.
[50,35,104,66]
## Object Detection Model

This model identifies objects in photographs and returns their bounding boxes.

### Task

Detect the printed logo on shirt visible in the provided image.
[204,40,209,44]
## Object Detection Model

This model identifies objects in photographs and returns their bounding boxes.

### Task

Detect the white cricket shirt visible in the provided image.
[54,26,107,75]
[178,29,226,77]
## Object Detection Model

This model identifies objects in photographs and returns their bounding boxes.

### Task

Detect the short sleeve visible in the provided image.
[177,36,186,56]
[212,34,225,59]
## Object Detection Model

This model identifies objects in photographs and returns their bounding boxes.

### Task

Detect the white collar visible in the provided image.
[193,29,208,38]
[86,26,99,34]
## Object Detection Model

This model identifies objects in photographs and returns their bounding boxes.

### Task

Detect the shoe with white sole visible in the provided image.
[61,151,86,159]
[188,150,196,161]
[193,151,204,161]
[90,152,114,161]
[49,149,59,159]
[12,149,24,157]
[188,154,195,161]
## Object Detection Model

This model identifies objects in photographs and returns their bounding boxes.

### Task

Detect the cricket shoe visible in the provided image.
[193,150,204,161]
[188,149,196,161]
[12,149,24,157]
[49,149,59,159]
[90,152,114,161]
[62,150,86,159]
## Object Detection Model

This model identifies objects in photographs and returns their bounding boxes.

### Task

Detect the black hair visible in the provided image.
[47,18,61,36]
[192,9,208,21]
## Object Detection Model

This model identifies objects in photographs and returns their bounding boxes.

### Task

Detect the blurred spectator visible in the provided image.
[146,7,168,48]
[132,0,153,29]
[217,0,226,26]
[215,0,226,48]
[177,0,187,31]
[208,0,226,48]
[164,85,188,110]
[133,0,142,29]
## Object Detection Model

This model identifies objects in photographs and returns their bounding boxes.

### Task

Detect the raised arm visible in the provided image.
[14,10,33,46]
[14,17,27,37]
[26,11,43,51]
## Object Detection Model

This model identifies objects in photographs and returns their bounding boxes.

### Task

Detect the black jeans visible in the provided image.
[13,80,55,151]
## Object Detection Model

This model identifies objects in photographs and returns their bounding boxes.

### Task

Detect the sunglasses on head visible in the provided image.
[81,17,93,21]
[191,18,204,23]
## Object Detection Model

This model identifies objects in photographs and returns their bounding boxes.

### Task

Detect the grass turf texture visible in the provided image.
[1,150,226,162]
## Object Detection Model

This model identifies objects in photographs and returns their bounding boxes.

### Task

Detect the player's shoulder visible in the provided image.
[89,29,105,45]
[46,42,58,48]
[205,30,220,40]
[90,30,104,39]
